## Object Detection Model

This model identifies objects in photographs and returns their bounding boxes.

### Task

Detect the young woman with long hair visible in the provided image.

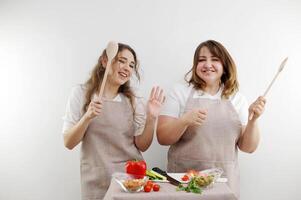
[62,43,164,199]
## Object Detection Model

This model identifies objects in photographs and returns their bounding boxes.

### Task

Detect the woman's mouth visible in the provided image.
[201,69,216,75]
[201,69,215,73]
[118,72,128,78]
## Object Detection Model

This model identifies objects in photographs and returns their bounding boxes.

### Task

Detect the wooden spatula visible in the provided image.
[249,57,288,120]
[98,41,119,99]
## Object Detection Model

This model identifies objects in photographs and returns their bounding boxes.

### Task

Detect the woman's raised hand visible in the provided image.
[248,96,266,121]
[147,86,165,118]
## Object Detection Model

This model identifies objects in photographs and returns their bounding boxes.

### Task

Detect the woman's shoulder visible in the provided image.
[229,91,248,107]
[163,82,193,109]
[169,82,193,98]
[172,82,192,90]
[69,84,87,101]
[134,96,145,110]
[126,87,143,103]
[229,91,249,125]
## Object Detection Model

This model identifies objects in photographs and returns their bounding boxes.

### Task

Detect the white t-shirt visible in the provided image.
[62,85,146,136]
[160,83,249,126]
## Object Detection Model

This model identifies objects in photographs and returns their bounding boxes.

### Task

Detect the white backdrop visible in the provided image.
[1,0,301,199]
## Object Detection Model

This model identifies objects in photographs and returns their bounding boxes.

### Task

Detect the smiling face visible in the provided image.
[186,40,239,99]
[196,46,223,87]
[108,49,136,86]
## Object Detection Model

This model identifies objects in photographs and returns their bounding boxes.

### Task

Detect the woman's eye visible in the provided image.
[118,59,125,64]
[212,58,220,62]
[129,65,134,69]
[198,59,205,62]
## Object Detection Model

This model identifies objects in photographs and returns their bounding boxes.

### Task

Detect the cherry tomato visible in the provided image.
[144,184,152,192]
[153,184,160,192]
[181,175,189,181]
[187,169,199,177]
[146,180,153,188]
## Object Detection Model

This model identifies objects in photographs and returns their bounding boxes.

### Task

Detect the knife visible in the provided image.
[152,167,181,186]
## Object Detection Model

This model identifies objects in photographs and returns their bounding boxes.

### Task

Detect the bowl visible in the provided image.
[196,168,223,188]
[112,172,148,193]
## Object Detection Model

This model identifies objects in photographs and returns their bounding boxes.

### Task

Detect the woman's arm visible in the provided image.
[134,116,156,152]
[237,96,266,153]
[64,99,103,150]
[157,109,207,145]
[156,115,188,145]
[64,115,92,150]
[237,122,259,153]
[134,87,164,152]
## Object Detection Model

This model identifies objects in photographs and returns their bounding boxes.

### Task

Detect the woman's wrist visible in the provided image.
[179,116,189,127]
[82,113,93,124]
[247,118,257,126]
[146,114,156,124]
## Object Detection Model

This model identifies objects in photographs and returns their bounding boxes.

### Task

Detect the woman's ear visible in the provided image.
[100,56,108,68]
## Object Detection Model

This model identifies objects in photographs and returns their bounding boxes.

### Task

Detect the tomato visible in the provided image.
[144,184,152,192]
[125,160,147,178]
[187,169,199,177]
[153,184,160,192]
[181,175,189,181]
[146,180,153,188]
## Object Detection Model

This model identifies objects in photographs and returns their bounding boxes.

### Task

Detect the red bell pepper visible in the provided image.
[125,160,147,178]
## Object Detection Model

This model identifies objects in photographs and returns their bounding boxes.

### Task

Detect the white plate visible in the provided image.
[150,173,187,183]
[167,173,228,183]
[167,173,189,183]
[152,168,227,183]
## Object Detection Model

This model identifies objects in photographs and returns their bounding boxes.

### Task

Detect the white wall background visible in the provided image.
[1,0,300,199]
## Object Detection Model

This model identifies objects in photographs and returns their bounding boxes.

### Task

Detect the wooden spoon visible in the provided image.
[249,57,288,120]
[98,41,119,99]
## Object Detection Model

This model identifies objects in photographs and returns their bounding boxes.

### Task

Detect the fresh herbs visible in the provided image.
[176,177,203,194]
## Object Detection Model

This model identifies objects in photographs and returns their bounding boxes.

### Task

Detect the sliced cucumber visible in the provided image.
[146,170,167,180]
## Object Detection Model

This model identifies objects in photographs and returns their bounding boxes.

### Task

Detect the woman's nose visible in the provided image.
[128,63,133,69]
[203,61,211,68]
[122,64,131,72]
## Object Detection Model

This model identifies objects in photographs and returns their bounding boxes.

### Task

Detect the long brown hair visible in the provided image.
[83,43,140,113]
[185,40,239,99]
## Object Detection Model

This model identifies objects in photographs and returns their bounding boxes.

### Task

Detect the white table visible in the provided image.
[103,179,237,200]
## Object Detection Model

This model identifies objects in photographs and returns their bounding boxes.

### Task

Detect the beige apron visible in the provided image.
[80,94,143,200]
[167,88,242,198]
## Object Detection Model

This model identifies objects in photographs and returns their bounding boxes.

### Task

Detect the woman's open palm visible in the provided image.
[147,86,165,118]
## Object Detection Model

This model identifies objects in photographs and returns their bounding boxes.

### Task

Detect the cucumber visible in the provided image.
[146,170,157,180]
[146,170,167,180]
